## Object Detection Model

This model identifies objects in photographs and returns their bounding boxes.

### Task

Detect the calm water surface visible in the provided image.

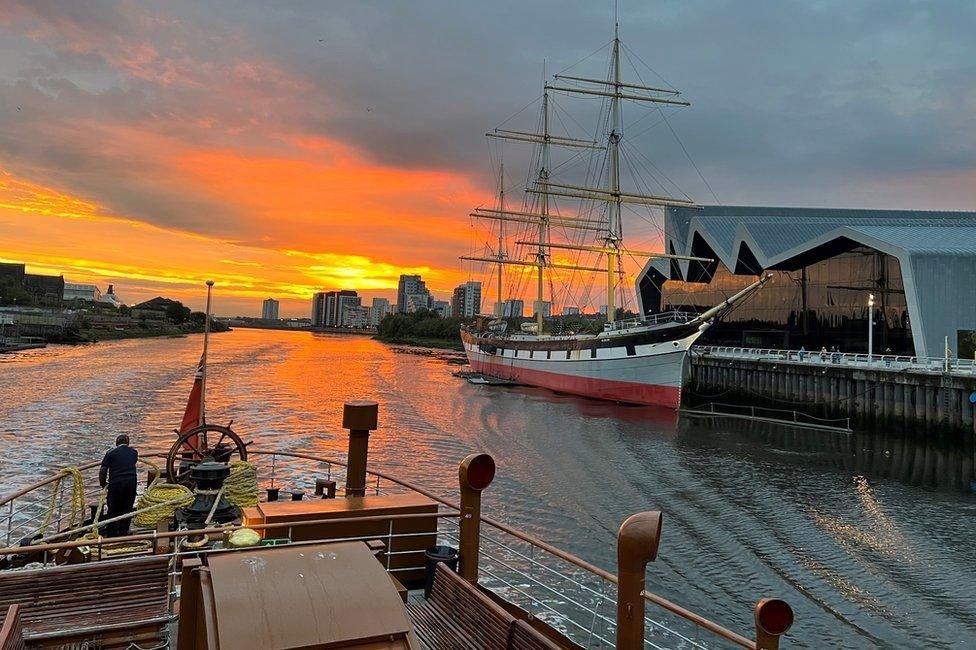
[1,329,974,648]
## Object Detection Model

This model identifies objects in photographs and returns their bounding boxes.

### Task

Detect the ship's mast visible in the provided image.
[463,24,706,333]
[606,23,622,322]
[496,160,505,315]
[536,83,550,332]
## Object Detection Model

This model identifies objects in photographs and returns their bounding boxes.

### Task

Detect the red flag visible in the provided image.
[178,353,205,453]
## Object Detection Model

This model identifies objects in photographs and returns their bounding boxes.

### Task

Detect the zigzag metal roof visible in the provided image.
[668,206,976,269]
[653,204,976,357]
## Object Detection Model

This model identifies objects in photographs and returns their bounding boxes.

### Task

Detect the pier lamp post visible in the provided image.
[867,293,875,363]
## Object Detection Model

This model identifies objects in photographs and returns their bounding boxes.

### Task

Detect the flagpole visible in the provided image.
[201,280,214,426]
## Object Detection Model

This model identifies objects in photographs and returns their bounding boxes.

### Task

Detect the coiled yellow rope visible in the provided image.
[224,461,258,508]
[133,483,194,527]
[38,467,87,537]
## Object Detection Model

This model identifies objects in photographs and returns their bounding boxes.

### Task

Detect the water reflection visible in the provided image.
[677,415,975,492]
[1,329,974,648]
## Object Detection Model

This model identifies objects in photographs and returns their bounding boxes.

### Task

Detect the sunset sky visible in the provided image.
[1,1,974,316]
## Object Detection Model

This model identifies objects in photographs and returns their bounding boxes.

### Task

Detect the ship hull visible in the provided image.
[461,326,703,409]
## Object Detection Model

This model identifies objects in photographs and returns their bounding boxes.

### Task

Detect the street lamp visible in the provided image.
[867,293,875,361]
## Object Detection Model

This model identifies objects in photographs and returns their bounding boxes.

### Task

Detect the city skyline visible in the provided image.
[1,2,974,317]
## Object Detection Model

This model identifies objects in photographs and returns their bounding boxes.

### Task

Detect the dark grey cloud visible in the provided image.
[0,0,974,248]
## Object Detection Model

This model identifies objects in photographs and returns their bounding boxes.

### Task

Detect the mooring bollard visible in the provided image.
[343,400,378,498]
[458,453,495,583]
[754,598,794,650]
[315,478,337,499]
[615,511,663,650]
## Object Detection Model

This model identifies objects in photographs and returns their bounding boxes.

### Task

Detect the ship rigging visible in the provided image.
[458,20,770,408]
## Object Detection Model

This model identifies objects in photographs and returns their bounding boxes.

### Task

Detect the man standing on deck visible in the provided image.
[99,434,138,537]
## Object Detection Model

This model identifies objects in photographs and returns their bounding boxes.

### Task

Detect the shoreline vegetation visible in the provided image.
[74,322,230,343]
[372,308,623,351]
[374,310,464,350]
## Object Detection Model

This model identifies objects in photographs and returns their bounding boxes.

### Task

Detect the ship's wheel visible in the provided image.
[165,423,249,484]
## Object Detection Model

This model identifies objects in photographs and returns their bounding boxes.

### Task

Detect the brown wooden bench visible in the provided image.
[0,556,171,648]
[0,605,26,650]
[405,563,565,650]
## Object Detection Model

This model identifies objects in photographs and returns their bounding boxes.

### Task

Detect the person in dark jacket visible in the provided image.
[99,434,138,537]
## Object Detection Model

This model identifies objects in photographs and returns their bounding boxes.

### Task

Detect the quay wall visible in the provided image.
[687,353,976,440]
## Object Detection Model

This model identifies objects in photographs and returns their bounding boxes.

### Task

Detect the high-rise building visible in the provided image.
[562,306,580,316]
[432,300,451,318]
[311,292,327,326]
[397,274,431,313]
[501,299,524,318]
[533,300,552,318]
[341,304,370,328]
[311,290,359,327]
[262,298,280,320]
[404,294,431,312]
[451,281,482,319]
[370,297,390,327]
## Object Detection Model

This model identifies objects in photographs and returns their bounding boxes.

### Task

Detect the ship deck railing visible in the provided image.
[611,311,698,330]
[693,344,976,377]
[0,449,763,649]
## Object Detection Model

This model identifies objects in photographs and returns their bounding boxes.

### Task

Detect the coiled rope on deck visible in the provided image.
[133,483,194,527]
[38,466,87,537]
[131,456,192,528]
[224,461,258,508]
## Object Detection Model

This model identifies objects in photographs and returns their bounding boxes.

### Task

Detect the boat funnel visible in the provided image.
[458,453,495,582]
[343,400,378,497]
[755,598,794,649]
[615,511,663,649]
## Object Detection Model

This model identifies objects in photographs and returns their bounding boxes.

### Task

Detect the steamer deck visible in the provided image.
[0,401,795,649]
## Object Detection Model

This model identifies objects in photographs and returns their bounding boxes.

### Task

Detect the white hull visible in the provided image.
[461,328,703,408]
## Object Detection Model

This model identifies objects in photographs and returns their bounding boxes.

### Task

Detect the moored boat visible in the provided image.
[461,278,768,408]
[458,20,770,408]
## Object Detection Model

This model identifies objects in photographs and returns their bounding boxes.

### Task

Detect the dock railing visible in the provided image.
[693,345,976,377]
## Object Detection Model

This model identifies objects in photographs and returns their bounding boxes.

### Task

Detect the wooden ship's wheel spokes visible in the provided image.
[166,424,248,484]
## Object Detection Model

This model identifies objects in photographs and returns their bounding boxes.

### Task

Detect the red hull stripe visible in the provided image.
[470,357,681,409]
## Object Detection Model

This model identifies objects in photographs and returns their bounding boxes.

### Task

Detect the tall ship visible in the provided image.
[459,23,768,409]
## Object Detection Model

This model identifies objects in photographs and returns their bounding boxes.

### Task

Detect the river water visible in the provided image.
[1,328,974,648]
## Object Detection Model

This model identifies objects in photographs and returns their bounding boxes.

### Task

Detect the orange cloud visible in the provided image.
[0,169,474,316]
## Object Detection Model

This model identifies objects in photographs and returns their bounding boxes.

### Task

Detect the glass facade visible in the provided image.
[659,245,914,354]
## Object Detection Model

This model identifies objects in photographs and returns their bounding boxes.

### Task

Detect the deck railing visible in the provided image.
[0,448,785,649]
[611,311,697,330]
[693,345,976,376]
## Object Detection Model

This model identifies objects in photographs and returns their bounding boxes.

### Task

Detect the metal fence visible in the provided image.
[693,345,976,376]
